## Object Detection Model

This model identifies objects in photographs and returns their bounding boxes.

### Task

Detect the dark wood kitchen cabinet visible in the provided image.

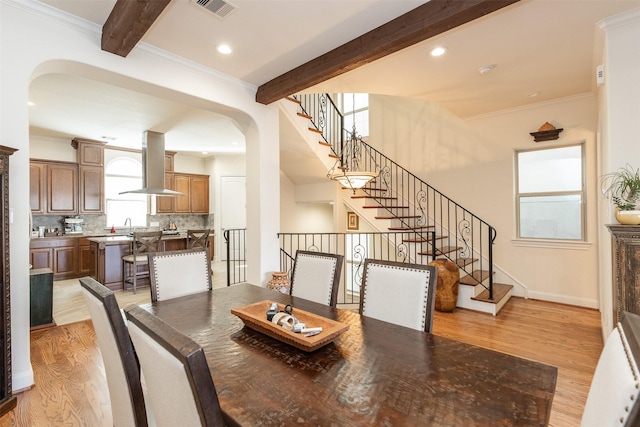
[607,225,640,323]
[77,238,95,277]
[29,160,78,215]
[30,237,82,280]
[73,138,105,214]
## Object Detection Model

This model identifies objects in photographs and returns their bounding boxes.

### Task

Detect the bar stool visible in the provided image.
[122,231,163,294]
[187,229,211,276]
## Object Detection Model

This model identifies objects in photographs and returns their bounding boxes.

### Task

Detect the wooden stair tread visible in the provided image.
[362,205,409,209]
[352,196,397,200]
[460,270,491,285]
[389,225,434,231]
[472,283,513,304]
[455,258,477,267]
[375,215,420,219]
[419,245,461,256]
[328,154,339,159]
[318,141,331,147]
[297,112,312,119]
[308,128,322,134]
[285,96,300,104]
[404,235,445,243]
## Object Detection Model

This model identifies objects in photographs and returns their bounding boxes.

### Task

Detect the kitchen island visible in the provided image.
[88,232,214,291]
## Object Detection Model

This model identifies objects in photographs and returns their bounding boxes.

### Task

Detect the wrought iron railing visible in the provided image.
[293,93,497,298]
[224,228,247,286]
[278,231,436,305]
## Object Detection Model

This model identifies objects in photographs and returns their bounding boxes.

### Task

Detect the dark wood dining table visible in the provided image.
[139,283,557,426]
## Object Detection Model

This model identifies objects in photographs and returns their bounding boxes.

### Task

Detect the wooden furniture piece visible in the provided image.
[140,283,558,426]
[428,258,460,312]
[29,268,55,330]
[359,258,437,332]
[148,248,211,302]
[29,160,78,215]
[290,250,344,307]
[80,277,149,427]
[607,225,640,322]
[122,231,163,294]
[174,173,209,214]
[581,311,640,426]
[0,146,16,417]
[187,228,213,268]
[125,305,225,427]
[72,138,106,214]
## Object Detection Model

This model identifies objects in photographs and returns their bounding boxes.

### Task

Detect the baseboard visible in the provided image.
[526,290,598,309]
[12,367,34,393]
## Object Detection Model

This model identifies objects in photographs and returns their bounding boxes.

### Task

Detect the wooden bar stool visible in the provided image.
[122,231,163,294]
[187,229,211,275]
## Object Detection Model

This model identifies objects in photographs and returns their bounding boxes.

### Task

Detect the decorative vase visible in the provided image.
[615,208,640,225]
[428,259,460,312]
[267,272,291,294]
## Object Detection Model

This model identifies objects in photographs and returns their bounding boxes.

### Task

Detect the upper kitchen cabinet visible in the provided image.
[72,138,106,214]
[156,151,176,214]
[174,173,209,214]
[30,160,78,215]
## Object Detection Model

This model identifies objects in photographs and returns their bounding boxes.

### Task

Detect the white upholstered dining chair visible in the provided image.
[148,248,212,302]
[359,258,437,333]
[290,250,344,307]
[80,276,150,427]
[581,311,640,427]
[125,304,225,427]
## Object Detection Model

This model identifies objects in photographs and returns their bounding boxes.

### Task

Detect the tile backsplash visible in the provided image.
[32,214,214,235]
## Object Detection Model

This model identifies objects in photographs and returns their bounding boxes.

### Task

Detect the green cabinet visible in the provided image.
[30,268,55,330]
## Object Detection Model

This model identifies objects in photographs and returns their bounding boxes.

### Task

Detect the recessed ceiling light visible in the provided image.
[101,136,117,141]
[478,64,496,74]
[217,44,232,54]
[430,46,447,57]
[527,91,541,98]
[27,101,34,106]
[231,141,238,146]
[202,151,208,155]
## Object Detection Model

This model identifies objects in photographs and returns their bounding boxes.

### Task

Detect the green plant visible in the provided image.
[601,164,640,210]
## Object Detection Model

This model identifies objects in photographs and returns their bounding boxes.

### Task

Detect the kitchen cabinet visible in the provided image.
[156,173,175,213]
[30,237,82,280]
[174,173,209,214]
[73,138,105,214]
[30,160,78,215]
[78,238,95,277]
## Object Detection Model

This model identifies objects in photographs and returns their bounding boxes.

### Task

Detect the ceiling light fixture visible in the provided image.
[328,95,378,193]
[430,46,447,57]
[527,91,541,98]
[27,101,34,107]
[478,64,496,74]
[217,44,232,54]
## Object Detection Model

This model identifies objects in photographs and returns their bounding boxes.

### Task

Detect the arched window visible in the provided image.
[105,157,147,228]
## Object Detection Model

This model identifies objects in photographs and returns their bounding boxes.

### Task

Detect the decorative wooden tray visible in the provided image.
[231,300,349,352]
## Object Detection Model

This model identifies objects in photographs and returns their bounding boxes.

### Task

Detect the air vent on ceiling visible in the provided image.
[193,0,237,19]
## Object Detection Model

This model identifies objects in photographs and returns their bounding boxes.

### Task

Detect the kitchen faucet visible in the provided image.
[124,217,132,234]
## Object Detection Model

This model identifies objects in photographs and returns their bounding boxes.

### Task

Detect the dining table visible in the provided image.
[139,282,558,426]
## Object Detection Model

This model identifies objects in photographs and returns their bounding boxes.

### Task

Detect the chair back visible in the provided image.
[187,229,211,250]
[290,250,344,307]
[132,231,163,256]
[125,305,225,427]
[148,248,212,302]
[79,277,148,427]
[581,311,640,427]
[359,259,437,332]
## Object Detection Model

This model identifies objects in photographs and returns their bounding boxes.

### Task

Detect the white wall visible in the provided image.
[369,93,600,308]
[30,135,76,162]
[280,173,334,232]
[2,0,280,392]
[597,9,640,333]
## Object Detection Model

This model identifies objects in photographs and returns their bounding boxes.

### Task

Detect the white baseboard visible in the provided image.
[12,367,34,393]
[525,290,598,309]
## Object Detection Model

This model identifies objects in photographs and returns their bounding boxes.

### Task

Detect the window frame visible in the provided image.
[515,142,587,242]
[104,157,148,228]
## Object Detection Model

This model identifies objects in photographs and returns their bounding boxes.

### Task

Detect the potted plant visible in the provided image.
[601,164,640,224]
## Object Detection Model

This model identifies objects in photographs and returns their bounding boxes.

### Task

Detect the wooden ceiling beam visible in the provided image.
[102,0,172,57]
[256,0,520,105]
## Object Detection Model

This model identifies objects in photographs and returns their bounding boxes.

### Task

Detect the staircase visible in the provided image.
[282,94,513,315]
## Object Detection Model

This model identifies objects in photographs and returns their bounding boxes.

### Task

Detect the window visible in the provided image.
[105,157,147,228]
[341,93,369,137]
[516,144,585,240]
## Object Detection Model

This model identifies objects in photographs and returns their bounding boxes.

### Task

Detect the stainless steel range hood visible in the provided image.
[119,130,185,196]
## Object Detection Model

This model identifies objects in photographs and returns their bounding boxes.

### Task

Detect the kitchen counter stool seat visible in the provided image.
[122,231,163,294]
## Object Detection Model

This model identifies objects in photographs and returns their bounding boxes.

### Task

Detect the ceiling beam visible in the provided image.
[102,0,172,57]
[255,0,520,105]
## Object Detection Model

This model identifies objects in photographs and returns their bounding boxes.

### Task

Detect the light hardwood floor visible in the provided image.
[4,290,602,426]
